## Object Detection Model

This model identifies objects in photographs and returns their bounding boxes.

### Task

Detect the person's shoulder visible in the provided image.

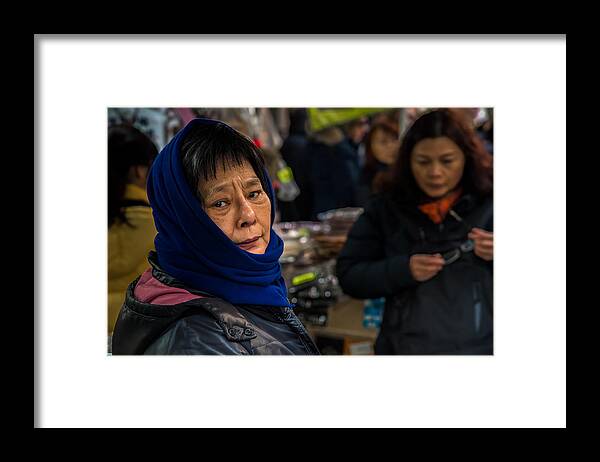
[145,310,247,355]
[461,192,493,212]
[124,204,153,220]
[344,193,395,233]
[456,193,493,229]
[172,311,225,337]
[362,191,402,214]
[123,206,156,232]
[283,133,309,146]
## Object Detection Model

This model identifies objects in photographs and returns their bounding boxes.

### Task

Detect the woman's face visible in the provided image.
[128,165,150,188]
[198,160,271,254]
[370,128,400,165]
[348,119,370,144]
[411,136,466,199]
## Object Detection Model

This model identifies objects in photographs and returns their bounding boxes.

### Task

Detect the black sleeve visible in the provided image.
[335,200,417,299]
[144,314,248,355]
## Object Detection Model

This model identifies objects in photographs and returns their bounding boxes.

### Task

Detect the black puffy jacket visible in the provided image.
[305,138,360,219]
[112,252,320,355]
[336,192,493,355]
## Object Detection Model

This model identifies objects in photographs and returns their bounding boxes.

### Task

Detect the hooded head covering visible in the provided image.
[146,118,290,307]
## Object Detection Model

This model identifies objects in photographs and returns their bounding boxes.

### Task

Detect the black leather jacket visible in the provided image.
[112,252,320,355]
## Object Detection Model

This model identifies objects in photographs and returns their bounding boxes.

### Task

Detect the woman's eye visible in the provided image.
[213,200,228,208]
[249,190,262,199]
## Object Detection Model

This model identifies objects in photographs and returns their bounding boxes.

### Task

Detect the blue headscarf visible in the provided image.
[146,118,291,307]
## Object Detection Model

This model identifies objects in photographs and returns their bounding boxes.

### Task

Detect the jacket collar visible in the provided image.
[124,183,149,203]
[142,251,284,342]
[391,192,480,219]
[147,251,213,297]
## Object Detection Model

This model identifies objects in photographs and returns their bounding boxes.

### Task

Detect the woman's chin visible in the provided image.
[424,186,453,199]
[425,191,447,199]
[239,242,268,254]
[245,248,266,255]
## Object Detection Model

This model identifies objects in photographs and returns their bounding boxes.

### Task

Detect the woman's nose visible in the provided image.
[238,198,257,228]
[429,163,443,176]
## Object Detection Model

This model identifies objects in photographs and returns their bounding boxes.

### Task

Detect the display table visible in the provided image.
[303,295,379,354]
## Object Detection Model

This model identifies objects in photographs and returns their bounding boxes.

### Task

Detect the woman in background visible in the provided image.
[108,124,158,335]
[337,109,493,355]
[356,121,401,206]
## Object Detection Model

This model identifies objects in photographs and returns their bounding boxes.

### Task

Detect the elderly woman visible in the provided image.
[111,118,319,355]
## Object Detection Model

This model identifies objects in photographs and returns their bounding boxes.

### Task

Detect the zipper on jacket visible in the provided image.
[449,209,463,223]
[294,319,320,354]
[277,309,320,354]
[449,208,473,234]
[473,281,483,334]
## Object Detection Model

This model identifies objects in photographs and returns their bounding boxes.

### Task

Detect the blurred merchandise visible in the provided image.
[266,153,300,202]
[363,297,385,329]
[286,260,340,327]
[255,107,283,150]
[273,221,340,326]
[274,221,332,265]
[315,207,364,255]
[108,108,168,150]
[172,107,197,125]
[275,157,300,201]
[317,207,364,232]
[345,339,374,355]
[166,109,183,142]
[274,207,364,328]
[248,109,302,202]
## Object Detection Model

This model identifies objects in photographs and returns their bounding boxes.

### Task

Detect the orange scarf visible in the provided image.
[418,188,463,224]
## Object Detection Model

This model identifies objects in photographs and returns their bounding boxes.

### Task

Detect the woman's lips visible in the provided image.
[237,236,261,249]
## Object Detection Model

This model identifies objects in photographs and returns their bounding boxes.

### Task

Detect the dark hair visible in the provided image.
[179,122,270,205]
[375,108,493,202]
[287,108,308,135]
[363,122,399,186]
[108,124,158,227]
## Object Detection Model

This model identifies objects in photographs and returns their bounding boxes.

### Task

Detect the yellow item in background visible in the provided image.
[107,184,156,334]
[307,108,387,132]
